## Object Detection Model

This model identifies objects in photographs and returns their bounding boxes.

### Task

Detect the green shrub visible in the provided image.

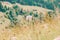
[29,12,33,15]
[48,11,52,17]
[0,2,8,12]
[0,2,3,12]
[47,11,57,19]
[34,13,38,17]
[13,5,19,9]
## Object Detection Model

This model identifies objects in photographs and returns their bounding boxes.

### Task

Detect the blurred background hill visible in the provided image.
[0,0,60,10]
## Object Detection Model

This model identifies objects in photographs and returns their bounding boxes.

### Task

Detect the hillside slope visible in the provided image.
[0,1,60,40]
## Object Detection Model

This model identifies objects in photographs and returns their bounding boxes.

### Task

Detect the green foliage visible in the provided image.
[13,5,19,9]
[47,11,57,19]
[2,5,8,12]
[19,9,24,15]
[22,11,27,15]
[9,0,17,4]
[0,2,8,12]
[34,13,38,17]
[5,8,17,25]
[0,2,3,12]
[13,5,25,16]
[0,0,59,10]
[29,12,33,15]
[13,5,20,16]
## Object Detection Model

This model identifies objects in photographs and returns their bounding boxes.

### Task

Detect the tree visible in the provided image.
[10,0,17,3]
[2,5,8,12]
[0,2,3,11]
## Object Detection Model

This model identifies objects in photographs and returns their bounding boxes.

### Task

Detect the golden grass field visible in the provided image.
[0,16,60,40]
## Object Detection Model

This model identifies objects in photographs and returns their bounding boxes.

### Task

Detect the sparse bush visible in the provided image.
[47,11,57,19]
[13,5,20,16]
[29,12,33,15]
[19,9,23,15]
[13,5,27,17]
[39,13,44,22]
[6,9,17,25]
[13,5,19,9]
[48,11,52,17]
[34,13,38,17]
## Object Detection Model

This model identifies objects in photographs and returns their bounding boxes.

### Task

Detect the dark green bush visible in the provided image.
[0,2,8,12]
[29,12,33,15]
[34,13,38,17]
[0,2,3,12]
[13,5,19,9]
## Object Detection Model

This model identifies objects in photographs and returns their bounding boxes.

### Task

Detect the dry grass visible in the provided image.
[0,17,60,40]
